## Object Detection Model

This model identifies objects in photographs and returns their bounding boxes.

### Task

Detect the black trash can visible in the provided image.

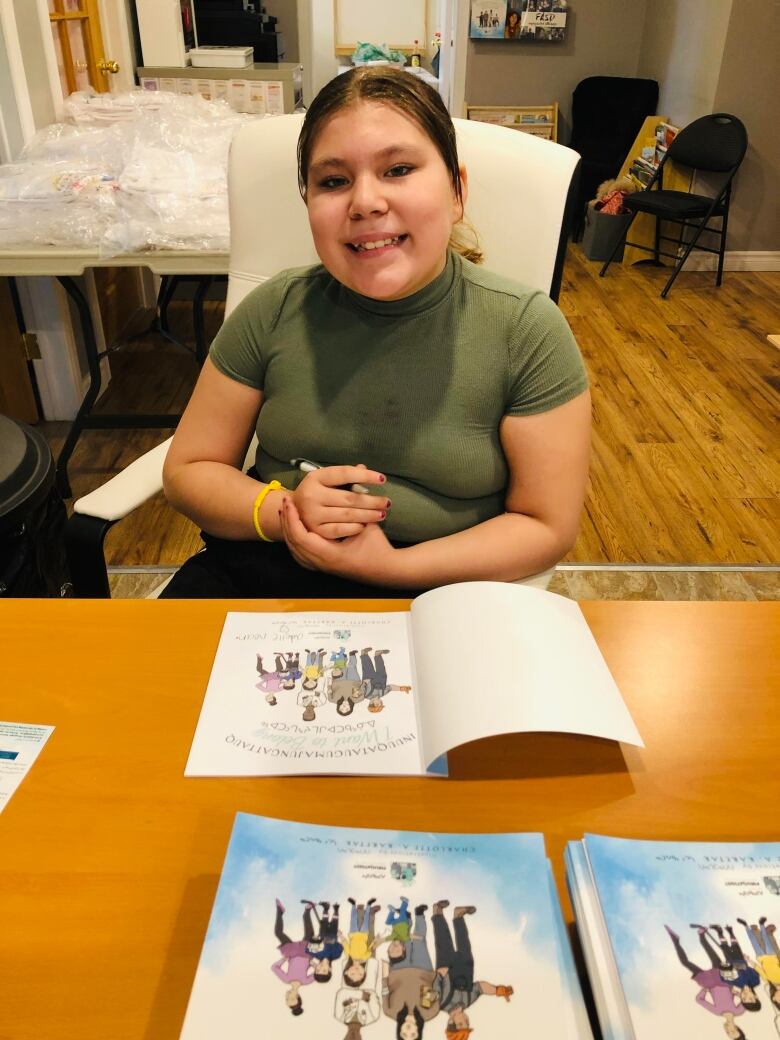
[0,415,71,597]
[582,206,632,262]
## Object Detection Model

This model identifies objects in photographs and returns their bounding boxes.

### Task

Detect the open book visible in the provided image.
[566,834,780,1040]
[179,813,593,1039]
[185,581,642,777]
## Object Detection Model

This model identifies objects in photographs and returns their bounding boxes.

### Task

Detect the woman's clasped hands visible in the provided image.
[281,464,397,581]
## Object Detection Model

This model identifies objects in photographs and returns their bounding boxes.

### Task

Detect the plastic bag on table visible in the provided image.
[0,156,120,249]
[21,121,129,170]
[62,88,178,125]
[109,191,230,253]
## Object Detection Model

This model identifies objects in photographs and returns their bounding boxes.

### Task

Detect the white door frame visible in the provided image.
[0,0,37,151]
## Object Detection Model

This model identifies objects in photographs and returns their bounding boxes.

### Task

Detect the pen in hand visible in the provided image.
[289,458,372,494]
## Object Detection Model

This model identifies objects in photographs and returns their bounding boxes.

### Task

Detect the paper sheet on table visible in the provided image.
[0,721,54,812]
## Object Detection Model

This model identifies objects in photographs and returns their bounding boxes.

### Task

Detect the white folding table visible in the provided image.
[0,249,228,496]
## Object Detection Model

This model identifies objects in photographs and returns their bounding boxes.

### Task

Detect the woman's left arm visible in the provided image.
[280,389,591,587]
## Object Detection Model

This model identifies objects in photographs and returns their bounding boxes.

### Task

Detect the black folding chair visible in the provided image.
[599,113,748,298]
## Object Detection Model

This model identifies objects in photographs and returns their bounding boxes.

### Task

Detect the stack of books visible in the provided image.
[566,834,780,1039]
[179,814,594,1039]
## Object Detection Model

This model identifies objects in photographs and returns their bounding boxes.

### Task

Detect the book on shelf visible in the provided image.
[185,581,642,778]
[632,155,657,176]
[179,813,594,1039]
[628,162,655,189]
[566,834,780,1040]
[655,121,679,163]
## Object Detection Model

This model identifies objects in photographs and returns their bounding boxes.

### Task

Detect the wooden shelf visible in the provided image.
[466,103,558,141]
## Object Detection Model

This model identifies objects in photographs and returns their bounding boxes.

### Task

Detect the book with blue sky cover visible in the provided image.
[179,813,592,1039]
[566,834,780,1040]
[185,582,642,778]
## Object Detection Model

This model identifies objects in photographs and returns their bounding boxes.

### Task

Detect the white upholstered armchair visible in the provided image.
[65,114,581,596]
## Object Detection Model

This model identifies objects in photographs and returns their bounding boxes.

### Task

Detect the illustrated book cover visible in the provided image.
[185,582,642,777]
[566,834,780,1040]
[179,812,593,1039]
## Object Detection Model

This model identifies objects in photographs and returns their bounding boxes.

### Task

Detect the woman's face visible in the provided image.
[305,101,465,301]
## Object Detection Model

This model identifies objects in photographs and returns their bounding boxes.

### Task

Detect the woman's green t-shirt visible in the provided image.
[209,250,588,543]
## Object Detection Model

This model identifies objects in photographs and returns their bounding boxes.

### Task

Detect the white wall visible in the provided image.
[638,0,733,125]
[0,6,27,159]
[11,0,57,131]
[298,0,337,105]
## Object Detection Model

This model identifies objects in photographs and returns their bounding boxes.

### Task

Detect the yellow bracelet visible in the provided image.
[252,480,284,542]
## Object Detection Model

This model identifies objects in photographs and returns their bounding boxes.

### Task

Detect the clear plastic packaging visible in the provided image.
[0,90,256,255]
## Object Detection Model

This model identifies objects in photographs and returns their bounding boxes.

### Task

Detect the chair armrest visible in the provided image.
[72,437,173,521]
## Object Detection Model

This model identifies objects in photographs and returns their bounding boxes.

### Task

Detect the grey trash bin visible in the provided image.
[0,415,71,597]
[581,206,632,262]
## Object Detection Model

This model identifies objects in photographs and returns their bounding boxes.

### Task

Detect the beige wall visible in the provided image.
[463,0,647,140]
[462,0,777,253]
[638,0,732,126]
[712,0,779,252]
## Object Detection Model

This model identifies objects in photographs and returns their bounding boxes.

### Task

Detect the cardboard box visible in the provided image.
[189,46,253,69]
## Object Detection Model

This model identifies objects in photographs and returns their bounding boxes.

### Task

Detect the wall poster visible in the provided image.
[470,0,568,41]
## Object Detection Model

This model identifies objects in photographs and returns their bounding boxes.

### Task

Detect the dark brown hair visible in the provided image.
[297,66,482,264]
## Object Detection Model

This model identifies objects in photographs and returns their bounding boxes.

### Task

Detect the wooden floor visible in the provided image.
[41,245,780,570]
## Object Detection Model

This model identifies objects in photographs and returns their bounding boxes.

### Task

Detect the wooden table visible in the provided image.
[2,599,778,1040]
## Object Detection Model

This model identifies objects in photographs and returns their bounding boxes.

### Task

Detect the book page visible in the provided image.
[0,721,54,814]
[410,582,642,764]
[180,814,588,1040]
[185,611,425,776]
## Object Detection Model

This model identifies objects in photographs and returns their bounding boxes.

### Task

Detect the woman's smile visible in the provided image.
[346,233,409,257]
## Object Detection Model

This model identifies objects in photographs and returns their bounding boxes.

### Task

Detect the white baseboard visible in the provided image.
[682,250,780,272]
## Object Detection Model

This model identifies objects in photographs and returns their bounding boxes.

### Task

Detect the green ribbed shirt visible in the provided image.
[210,250,588,542]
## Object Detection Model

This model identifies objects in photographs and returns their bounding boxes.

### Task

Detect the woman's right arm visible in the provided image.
[164,358,391,542]
[162,358,278,540]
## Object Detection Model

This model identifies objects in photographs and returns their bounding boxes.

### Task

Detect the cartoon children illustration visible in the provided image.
[346,650,361,683]
[385,898,413,943]
[665,925,749,1037]
[303,900,343,982]
[330,646,348,674]
[737,917,780,1011]
[702,923,762,1009]
[272,898,316,1015]
[302,648,327,689]
[256,654,284,705]
[360,648,412,712]
[334,959,381,1029]
[430,901,513,1032]
[340,898,383,989]
[380,904,440,1035]
[298,677,328,721]
[329,657,368,712]
[278,651,301,689]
